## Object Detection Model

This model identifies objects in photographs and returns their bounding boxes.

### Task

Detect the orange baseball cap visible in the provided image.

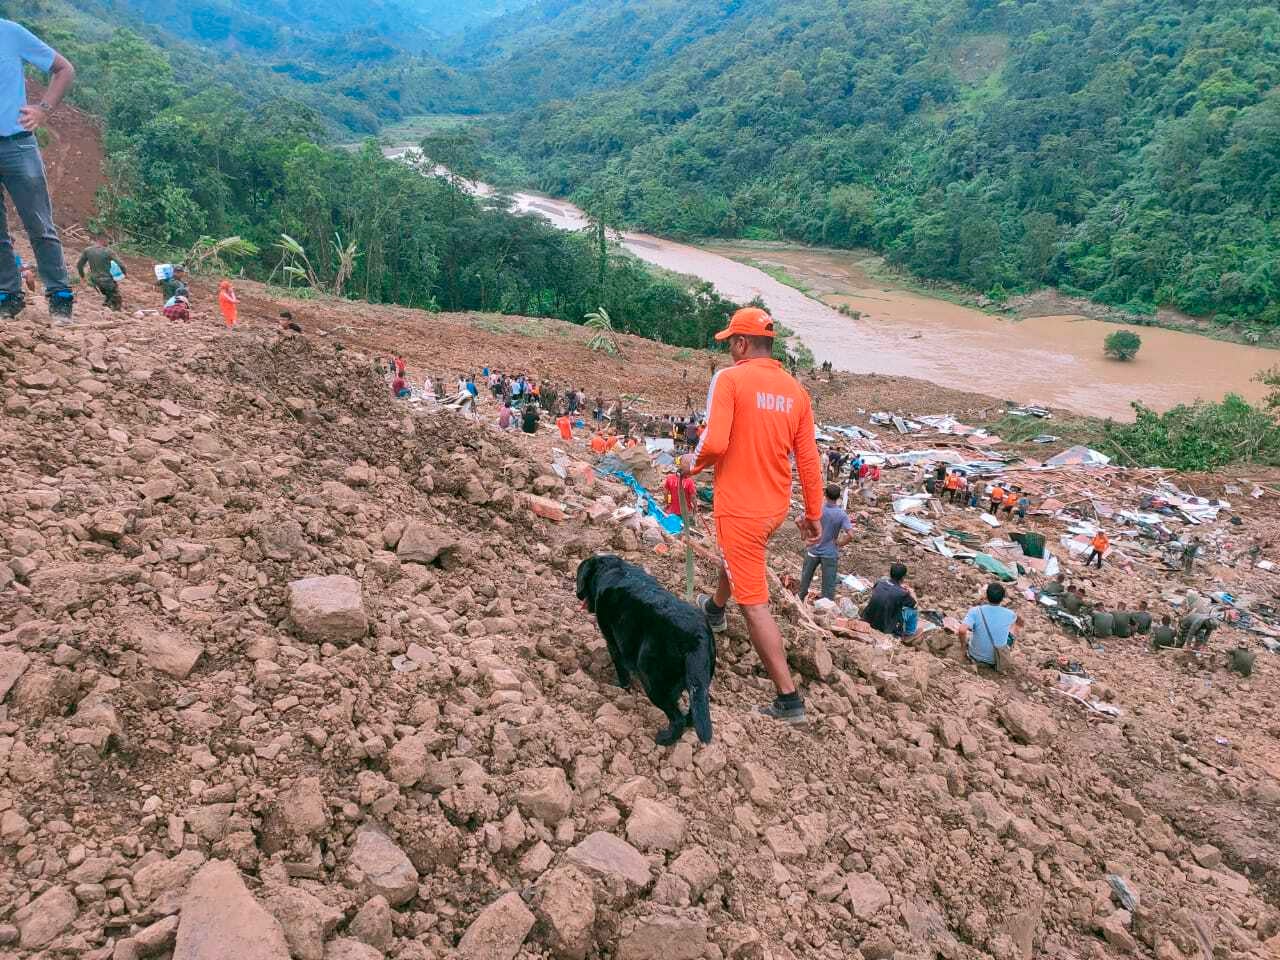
[714,306,776,341]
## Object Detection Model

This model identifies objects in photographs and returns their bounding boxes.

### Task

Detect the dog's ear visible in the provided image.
[686,634,714,744]
[575,556,597,602]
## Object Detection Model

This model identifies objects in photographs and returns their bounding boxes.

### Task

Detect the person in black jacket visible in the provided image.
[861,563,917,636]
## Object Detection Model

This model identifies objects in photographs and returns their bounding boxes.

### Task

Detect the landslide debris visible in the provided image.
[1,290,1278,960]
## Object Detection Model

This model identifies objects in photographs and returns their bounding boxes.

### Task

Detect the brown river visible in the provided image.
[389,149,1275,420]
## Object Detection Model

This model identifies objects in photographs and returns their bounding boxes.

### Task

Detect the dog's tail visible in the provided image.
[686,645,713,743]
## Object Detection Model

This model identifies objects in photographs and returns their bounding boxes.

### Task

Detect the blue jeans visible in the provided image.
[901,607,918,635]
[0,135,70,296]
[799,553,838,601]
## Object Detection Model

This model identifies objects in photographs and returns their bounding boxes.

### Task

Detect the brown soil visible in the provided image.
[27,80,106,229]
[1,270,1278,960]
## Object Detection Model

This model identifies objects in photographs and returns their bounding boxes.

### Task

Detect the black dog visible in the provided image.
[576,554,715,744]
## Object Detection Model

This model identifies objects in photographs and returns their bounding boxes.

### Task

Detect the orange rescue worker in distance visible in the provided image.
[678,307,824,725]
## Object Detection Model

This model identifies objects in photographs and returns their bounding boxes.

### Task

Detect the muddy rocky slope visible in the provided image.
[1,297,1278,960]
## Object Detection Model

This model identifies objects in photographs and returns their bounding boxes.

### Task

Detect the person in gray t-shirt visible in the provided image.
[797,484,853,601]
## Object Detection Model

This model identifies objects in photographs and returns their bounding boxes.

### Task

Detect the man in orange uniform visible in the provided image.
[1086,530,1109,569]
[988,483,1005,515]
[678,307,824,724]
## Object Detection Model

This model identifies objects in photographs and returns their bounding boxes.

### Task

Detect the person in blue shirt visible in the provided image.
[960,582,1022,669]
[0,20,76,320]
[796,484,854,602]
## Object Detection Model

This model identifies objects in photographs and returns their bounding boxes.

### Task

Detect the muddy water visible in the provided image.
[386,149,1274,419]
[709,244,1274,419]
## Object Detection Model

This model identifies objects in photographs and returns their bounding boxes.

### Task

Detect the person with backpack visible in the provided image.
[959,582,1022,670]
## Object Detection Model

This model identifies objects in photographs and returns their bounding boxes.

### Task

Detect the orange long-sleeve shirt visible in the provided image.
[692,357,824,521]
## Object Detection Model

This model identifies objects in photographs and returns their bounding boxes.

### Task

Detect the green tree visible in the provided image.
[1104,330,1142,361]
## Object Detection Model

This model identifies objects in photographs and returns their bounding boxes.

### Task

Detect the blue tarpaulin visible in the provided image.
[601,467,684,535]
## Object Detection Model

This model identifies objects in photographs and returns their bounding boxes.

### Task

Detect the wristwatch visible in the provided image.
[36,100,52,112]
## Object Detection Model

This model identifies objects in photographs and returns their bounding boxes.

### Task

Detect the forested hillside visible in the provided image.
[468,0,1280,328]
[52,0,515,133]
[8,1,737,347]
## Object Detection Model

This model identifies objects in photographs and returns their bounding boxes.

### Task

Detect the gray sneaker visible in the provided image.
[757,697,806,724]
[698,594,727,634]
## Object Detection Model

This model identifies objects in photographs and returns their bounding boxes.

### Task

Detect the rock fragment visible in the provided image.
[345,824,419,906]
[565,832,651,888]
[534,866,596,960]
[289,576,368,643]
[173,860,290,960]
[617,915,708,960]
[456,890,536,960]
[15,885,78,949]
[624,797,686,852]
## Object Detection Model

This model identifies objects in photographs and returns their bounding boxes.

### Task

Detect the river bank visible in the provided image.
[702,241,1275,419]
[712,239,1280,351]
[382,146,1276,420]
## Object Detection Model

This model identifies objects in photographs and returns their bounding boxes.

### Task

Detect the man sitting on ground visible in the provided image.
[1092,605,1115,639]
[861,563,918,637]
[521,402,539,434]
[1131,600,1153,634]
[960,582,1021,670]
[1041,573,1066,598]
[1112,609,1134,639]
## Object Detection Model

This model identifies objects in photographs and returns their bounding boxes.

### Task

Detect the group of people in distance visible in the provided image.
[823,449,882,504]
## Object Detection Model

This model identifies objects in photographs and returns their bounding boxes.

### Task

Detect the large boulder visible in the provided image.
[324,940,382,960]
[173,860,290,960]
[565,832,650,888]
[262,777,328,854]
[133,850,207,907]
[264,886,342,960]
[534,866,596,960]
[134,624,204,680]
[348,895,393,951]
[15,885,77,949]
[396,522,458,567]
[999,701,1058,746]
[617,915,708,960]
[0,649,31,702]
[845,873,892,921]
[386,734,430,787]
[344,824,419,906]
[515,766,574,825]
[625,798,686,853]
[669,847,719,901]
[456,890,536,960]
[288,576,368,643]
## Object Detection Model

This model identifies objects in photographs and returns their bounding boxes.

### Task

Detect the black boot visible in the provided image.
[0,291,25,318]
[48,290,74,321]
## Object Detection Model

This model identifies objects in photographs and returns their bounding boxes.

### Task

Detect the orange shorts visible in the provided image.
[714,512,789,606]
